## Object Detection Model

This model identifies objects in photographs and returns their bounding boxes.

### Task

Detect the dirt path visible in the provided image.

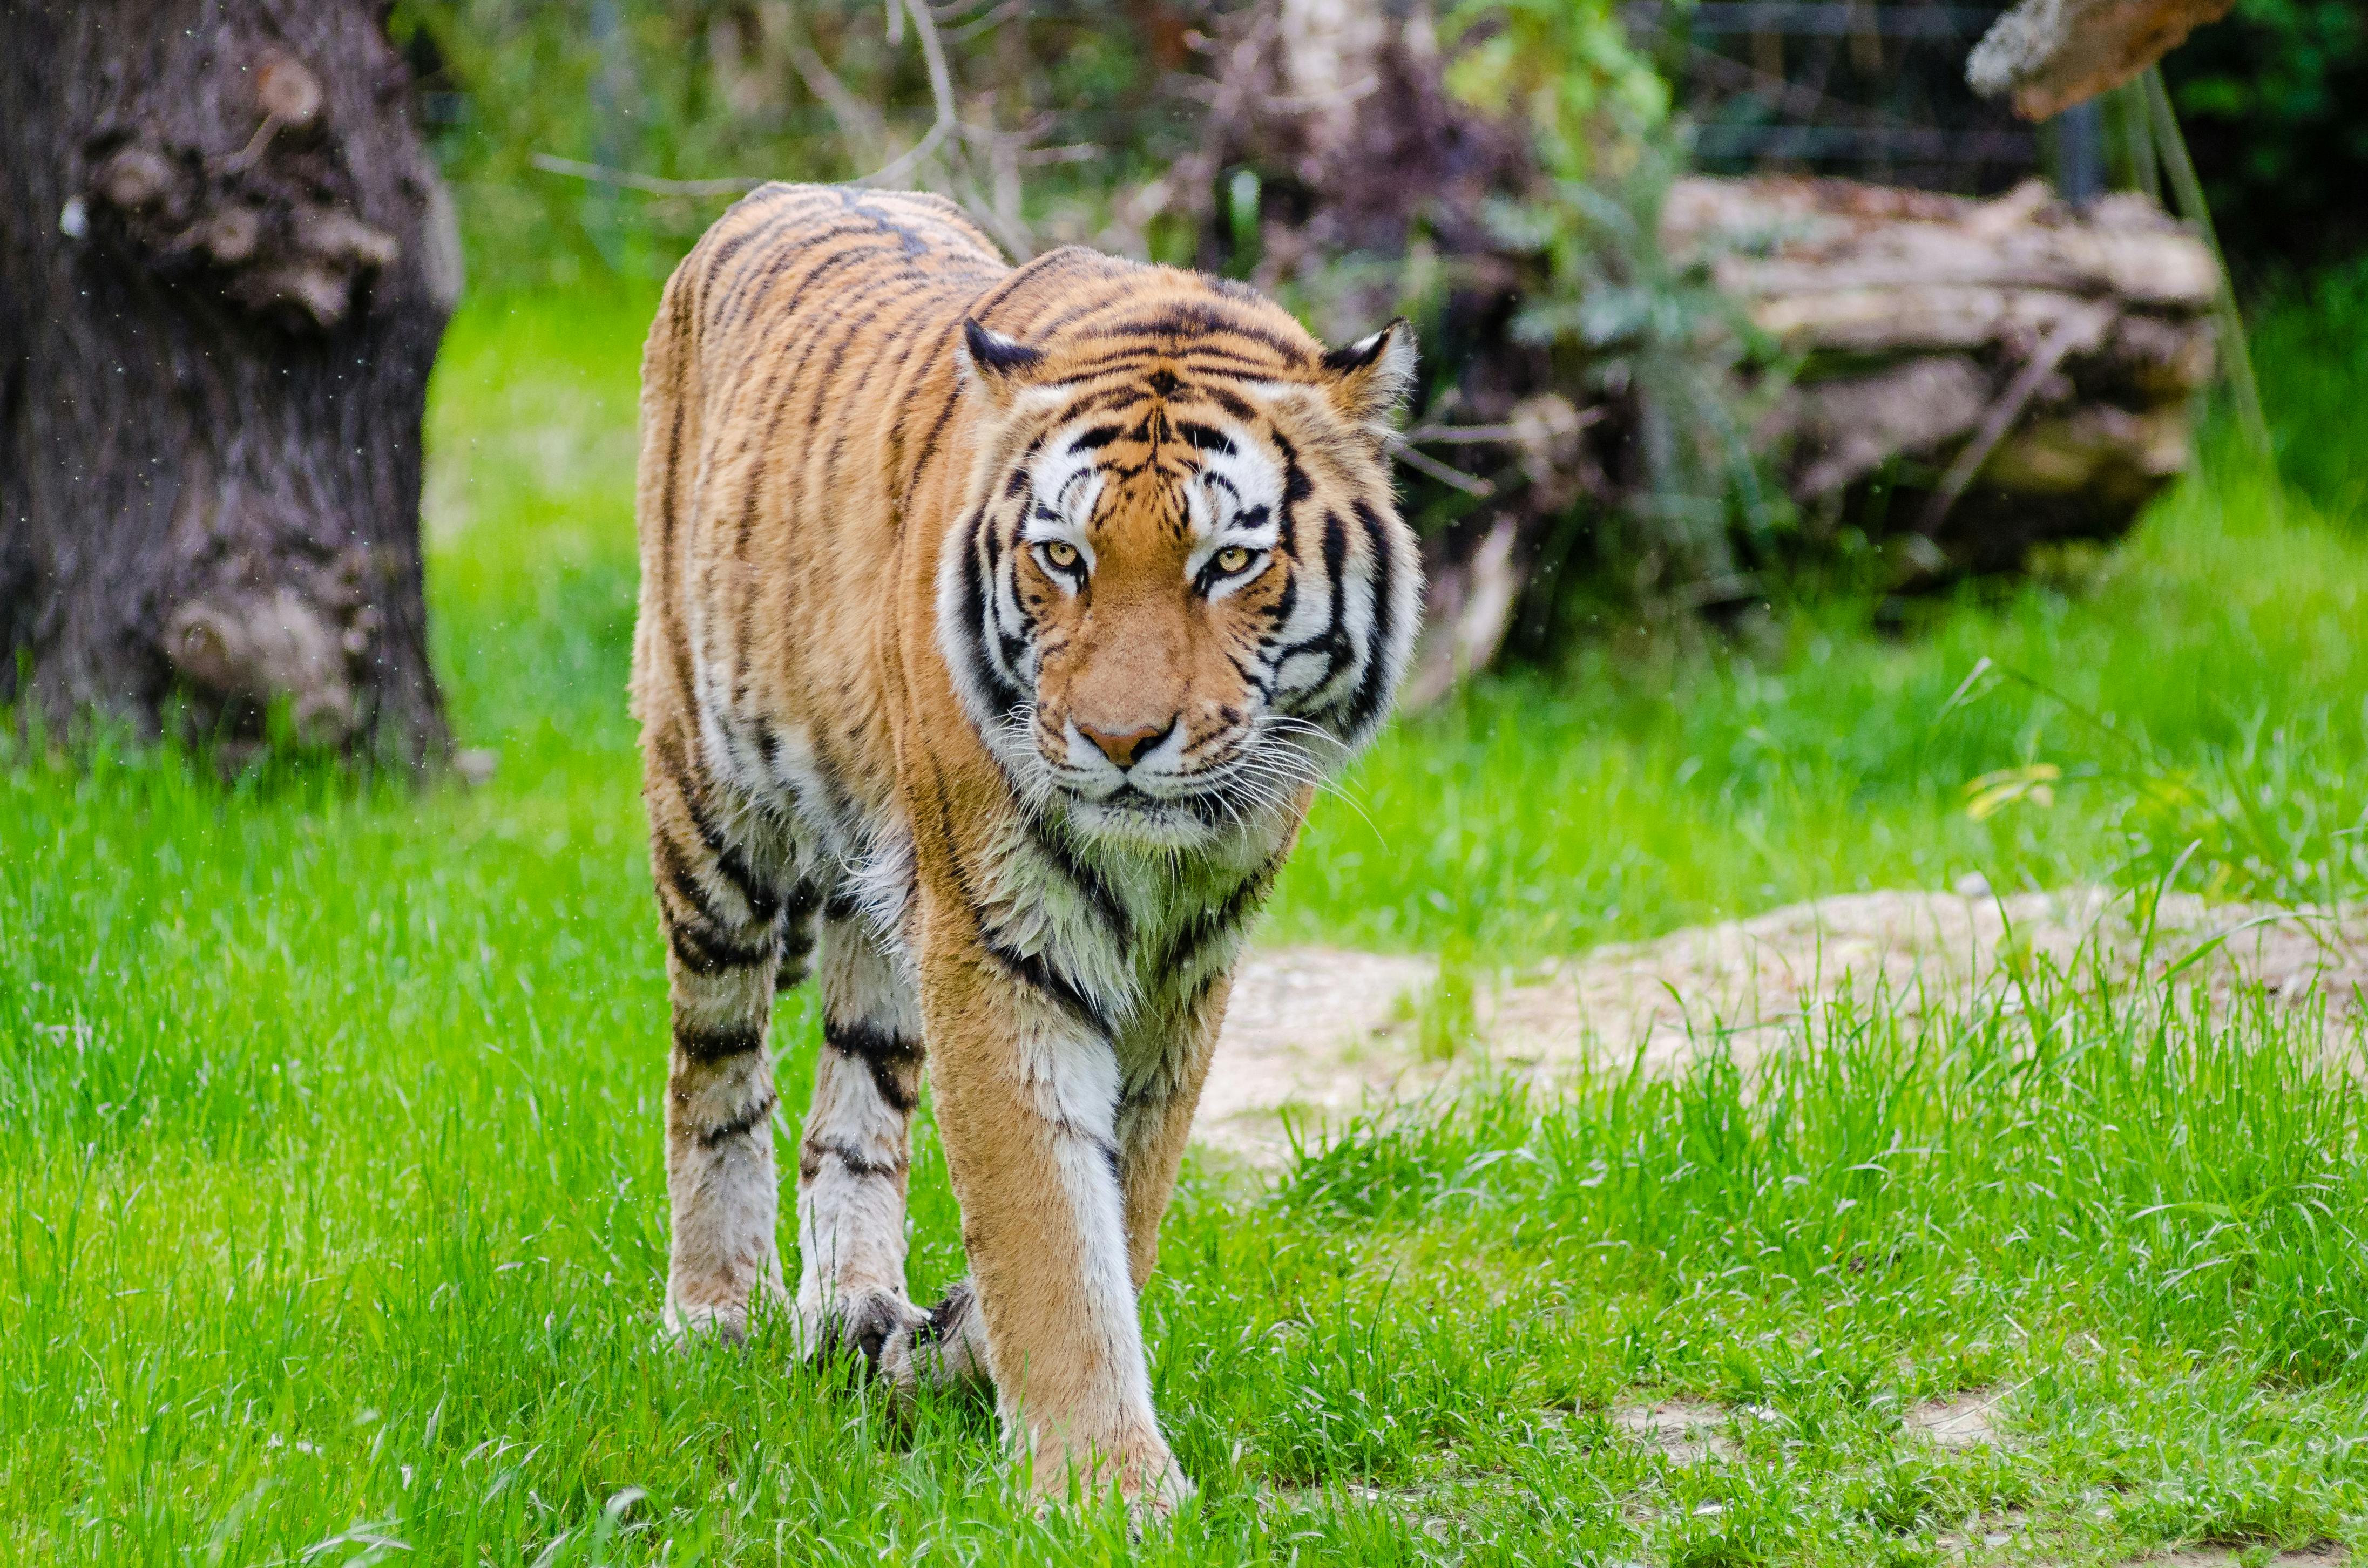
[1201,887,2367,1160]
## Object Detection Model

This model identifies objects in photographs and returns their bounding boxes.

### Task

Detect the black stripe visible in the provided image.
[1269,508,1347,672]
[1037,344,1298,384]
[928,793,1112,1038]
[1060,384,1150,420]
[825,1018,923,1115]
[959,512,1031,716]
[1317,511,1351,689]
[901,382,969,497]
[801,1139,905,1180]
[1270,430,1307,558]
[1158,849,1285,978]
[983,934,1109,1038]
[668,918,775,976]
[1341,500,1399,737]
[713,219,862,329]
[1261,526,1299,634]
[775,883,822,990]
[654,738,781,923]
[1203,385,1257,420]
[657,289,689,555]
[700,1089,778,1147]
[651,830,731,935]
[732,252,918,565]
[675,1021,767,1062]
[1089,309,1306,362]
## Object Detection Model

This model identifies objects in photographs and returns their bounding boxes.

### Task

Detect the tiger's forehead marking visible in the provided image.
[1027,391,1279,549]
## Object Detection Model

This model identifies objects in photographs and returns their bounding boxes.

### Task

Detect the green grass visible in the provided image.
[4,276,2368,1563]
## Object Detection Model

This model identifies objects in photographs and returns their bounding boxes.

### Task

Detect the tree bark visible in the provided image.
[0,0,460,765]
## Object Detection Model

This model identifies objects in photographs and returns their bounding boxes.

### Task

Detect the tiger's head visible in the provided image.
[937,263,1422,851]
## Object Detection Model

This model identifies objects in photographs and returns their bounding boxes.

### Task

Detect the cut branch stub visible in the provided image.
[1967,0,2236,121]
[253,51,322,127]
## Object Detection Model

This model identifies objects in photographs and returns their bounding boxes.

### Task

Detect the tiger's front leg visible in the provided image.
[915,922,1190,1511]
[883,972,1236,1404]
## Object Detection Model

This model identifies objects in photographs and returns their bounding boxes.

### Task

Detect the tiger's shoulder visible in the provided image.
[674,182,1004,316]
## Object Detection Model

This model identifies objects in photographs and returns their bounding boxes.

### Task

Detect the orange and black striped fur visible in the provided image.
[631,184,1418,1508]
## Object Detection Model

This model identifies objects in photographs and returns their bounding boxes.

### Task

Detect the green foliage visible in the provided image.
[1272,440,2368,956]
[388,0,1185,290]
[2251,255,2368,520]
[1441,0,1670,182]
[1286,974,2368,1396]
[1503,132,1789,594]
[2162,0,2368,280]
[1441,3,1785,601]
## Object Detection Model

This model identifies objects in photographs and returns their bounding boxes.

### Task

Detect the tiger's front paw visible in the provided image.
[799,1288,927,1374]
[877,1279,992,1401]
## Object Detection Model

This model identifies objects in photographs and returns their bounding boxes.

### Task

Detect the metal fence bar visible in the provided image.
[1689,124,2038,159]
[1621,3,2005,38]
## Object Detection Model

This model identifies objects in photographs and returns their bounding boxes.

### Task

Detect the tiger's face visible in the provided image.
[939,306,1421,850]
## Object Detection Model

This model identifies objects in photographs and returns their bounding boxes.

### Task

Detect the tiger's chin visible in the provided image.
[1056,785,1230,852]
[1046,773,1303,856]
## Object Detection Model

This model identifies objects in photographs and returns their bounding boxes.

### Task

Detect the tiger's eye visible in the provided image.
[1044,541,1080,569]
[1215,546,1252,574]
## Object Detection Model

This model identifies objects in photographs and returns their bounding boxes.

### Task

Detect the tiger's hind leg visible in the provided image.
[793,902,930,1368]
[649,738,797,1346]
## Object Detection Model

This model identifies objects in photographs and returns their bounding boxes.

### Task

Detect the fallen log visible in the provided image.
[1671,174,2220,578]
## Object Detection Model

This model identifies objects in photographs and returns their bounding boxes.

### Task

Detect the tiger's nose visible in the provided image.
[1077,717,1174,769]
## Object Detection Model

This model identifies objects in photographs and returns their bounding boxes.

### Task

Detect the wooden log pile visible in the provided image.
[1671,175,2221,580]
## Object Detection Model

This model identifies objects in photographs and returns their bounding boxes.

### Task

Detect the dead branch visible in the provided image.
[528,154,762,197]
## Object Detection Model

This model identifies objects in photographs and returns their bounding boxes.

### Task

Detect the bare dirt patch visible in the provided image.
[1611,1401,1735,1465]
[1194,946,1436,1156]
[1205,888,2366,1160]
[1907,1389,2011,1450]
[2131,1549,2346,1566]
[1486,887,2364,1075]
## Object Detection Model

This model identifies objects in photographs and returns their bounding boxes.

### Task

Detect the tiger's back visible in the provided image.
[630,183,1419,1510]
[633,185,1010,877]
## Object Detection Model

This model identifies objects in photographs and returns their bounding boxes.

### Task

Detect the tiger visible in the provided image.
[630,182,1419,1510]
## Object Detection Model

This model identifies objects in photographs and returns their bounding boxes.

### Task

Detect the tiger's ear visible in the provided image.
[957,318,1044,407]
[1320,318,1417,431]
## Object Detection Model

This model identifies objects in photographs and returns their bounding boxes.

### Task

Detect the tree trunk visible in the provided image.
[0,0,461,766]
